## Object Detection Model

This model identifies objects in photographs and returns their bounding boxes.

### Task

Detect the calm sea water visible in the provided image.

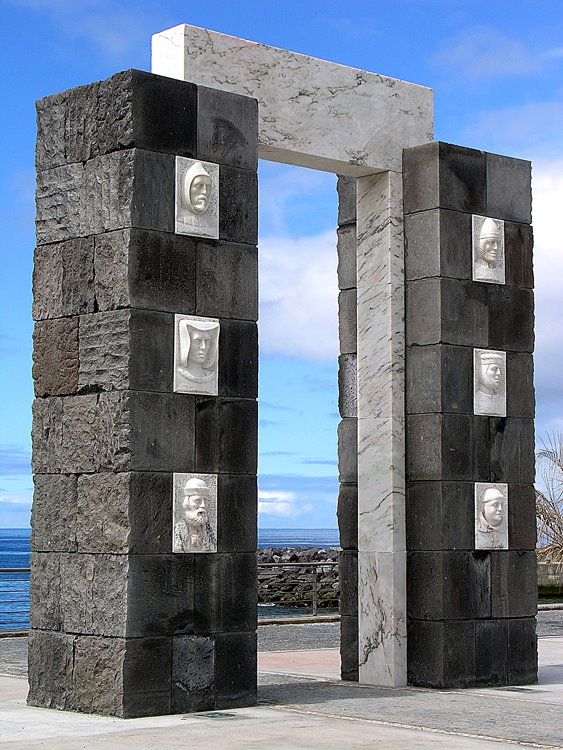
[0,528,339,629]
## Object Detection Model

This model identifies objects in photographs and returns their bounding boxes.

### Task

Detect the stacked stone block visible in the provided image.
[336,176,359,680]
[403,142,536,688]
[30,70,259,716]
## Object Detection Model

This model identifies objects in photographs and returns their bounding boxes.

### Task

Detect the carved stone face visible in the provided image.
[478,217,502,268]
[183,492,208,527]
[188,331,212,365]
[481,489,504,528]
[189,174,212,214]
[479,360,503,393]
[480,237,499,264]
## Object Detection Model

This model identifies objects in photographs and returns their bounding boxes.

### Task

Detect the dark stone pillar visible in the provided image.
[30,70,259,716]
[336,175,359,680]
[403,141,537,688]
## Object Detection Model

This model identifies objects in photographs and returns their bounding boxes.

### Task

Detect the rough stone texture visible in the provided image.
[218,166,258,246]
[508,618,538,685]
[72,636,126,716]
[27,630,75,710]
[172,635,215,712]
[405,209,472,282]
[31,474,78,552]
[31,397,63,473]
[337,175,357,226]
[214,631,257,709]
[337,483,358,550]
[29,552,62,630]
[406,344,472,415]
[197,85,258,171]
[406,482,473,551]
[76,472,172,554]
[194,553,257,634]
[195,398,257,474]
[196,241,258,321]
[36,69,198,171]
[486,153,532,224]
[94,228,196,314]
[490,551,537,618]
[489,417,535,485]
[338,289,357,354]
[33,237,95,319]
[475,619,508,686]
[340,615,359,681]
[408,620,476,688]
[338,354,357,418]
[33,317,79,396]
[339,550,358,617]
[338,418,358,483]
[36,149,174,245]
[337,224,357,290]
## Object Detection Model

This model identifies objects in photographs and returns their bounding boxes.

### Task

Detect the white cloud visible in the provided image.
[259,229,339,361]
[258,488,314,518]
[0,494,31,506]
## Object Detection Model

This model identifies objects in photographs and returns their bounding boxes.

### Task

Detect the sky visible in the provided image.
[1,0,562,530]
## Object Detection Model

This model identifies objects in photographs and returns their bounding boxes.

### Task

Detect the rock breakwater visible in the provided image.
[257,547,340,608]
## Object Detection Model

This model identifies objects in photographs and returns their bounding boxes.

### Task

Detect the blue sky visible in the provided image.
[1,0,562,529]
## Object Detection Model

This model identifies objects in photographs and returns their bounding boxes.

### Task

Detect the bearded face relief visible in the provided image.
[173,473,218,553]
[175,156,219,238]
[472,215,505,284]
[174,314,220,395]
[475,483,508,550]
[474,348,506,417]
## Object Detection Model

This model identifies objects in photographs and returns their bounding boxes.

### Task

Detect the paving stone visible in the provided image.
[339,550,358,617]
[337,224,357,290]
[218,320,258,398]
[340,615,359,681]
[406,481,473,551]
[27,629,75,710]
[475,619,508,687]
[197,85,258,170]
[403,141,486,215]
[195,240,258,320]
[29,552,62,631]
[338,418,358,483]
[194,553,257,634]
[491,550,537,618]
[31,473,78,552]
[487,153,532,224]
[407,551,491,620]
[218,166,258,245]
[337,482,358,550]
[33,237,95,319]
[337,175,356,226]
[33,317,79,397]
[36,69,198,170]
[195,398,257,474]
[216,474,257,553]
[338,289,357,354]
[214,631,257,709]
[172,635,215,713]
[407,619,476,688]
[405,208,472,282]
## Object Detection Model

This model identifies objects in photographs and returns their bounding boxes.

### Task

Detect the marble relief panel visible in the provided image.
[475,482,508,550]
[472,215,505,285]
[474,348,506,417]
[174,314,219,396]
[173,473,218,553]
[175,157,219,239]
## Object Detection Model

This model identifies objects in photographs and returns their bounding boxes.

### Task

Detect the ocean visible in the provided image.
[0,527,340,630]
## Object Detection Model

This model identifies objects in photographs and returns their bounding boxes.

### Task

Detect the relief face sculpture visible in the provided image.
[475,483,508,550]
[173,474,217,553]
[174,315,219,395]
[175,157,219,238]
[472,215,505,284]
[474,348,506,417]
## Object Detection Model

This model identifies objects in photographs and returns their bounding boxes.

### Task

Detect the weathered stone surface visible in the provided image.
[216,474,257,553]
[36,70,198,171]
[27,629,75,710]
[339,550,358,617]
[505,222,534,289]
[338,289,357,354]
[60,394,100,473]
[194,553,257,633]
[508,618,538,685]
[218,320,258,399]
[218,166,258,245]
[31,474,78,552]
[475,619,508,687]
[489,417,535,484]
[406,344,472,415]
[33,237,95,319]
[172,635,215,713]
[405,208,472,282]
[73,635,126,715]
[338,418,358,483]
[29,552,62,630]
[486,153,532,224]
[408,620,476,688]
[195,398,257,474]
[78,310,130,390]
[491,551,537,618]
[94,228,197,313]
[508,484,537,550]
[35,162,84,245]
[406,481,473,551]
[196,241,258,321]
[61,553,129,636]
[197,85,258,170]
[33,317,79,396]
[122,637,172,717]
[337,175,356,226]
[337,224,357,290]
[76,472,173,554]
[31,397,63,473]
[338,354,357,418]
[214,631,257,709]
[340,615,359,681]
[337,483,358,550]
[488,285,534,353]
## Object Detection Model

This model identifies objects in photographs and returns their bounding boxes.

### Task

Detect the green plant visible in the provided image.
[535,433,563,562]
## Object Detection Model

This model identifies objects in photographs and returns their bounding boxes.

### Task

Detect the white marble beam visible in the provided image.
[152,24,433,175]
[357,171,407,686]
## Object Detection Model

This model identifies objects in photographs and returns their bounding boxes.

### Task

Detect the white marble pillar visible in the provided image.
[357,171,406,686]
